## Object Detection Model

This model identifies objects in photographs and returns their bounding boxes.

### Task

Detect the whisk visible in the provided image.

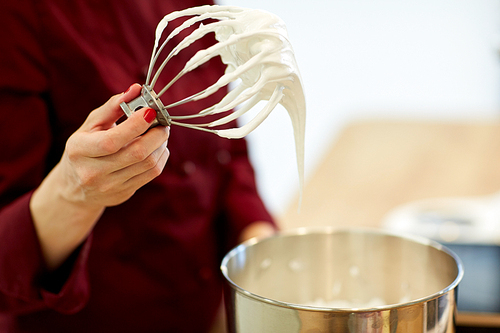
[120,5,306,184]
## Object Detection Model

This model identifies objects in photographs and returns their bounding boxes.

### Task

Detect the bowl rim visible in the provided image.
[220,226,464,312]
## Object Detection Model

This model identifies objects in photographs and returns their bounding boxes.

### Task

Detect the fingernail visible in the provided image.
[144,108,157,123]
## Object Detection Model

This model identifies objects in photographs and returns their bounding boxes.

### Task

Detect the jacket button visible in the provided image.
[217,150,231,165]
[182,161,196,175]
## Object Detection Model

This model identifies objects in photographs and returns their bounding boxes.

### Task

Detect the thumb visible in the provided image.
[80,83,142,132]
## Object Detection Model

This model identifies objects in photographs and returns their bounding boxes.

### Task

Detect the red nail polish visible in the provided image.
[144,108,157,123]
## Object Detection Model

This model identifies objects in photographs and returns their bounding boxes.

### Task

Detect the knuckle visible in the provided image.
[65,148,79,163]
[150,164,163,178]
[65,138,80,162]
[100,132,120,154]
[97,182,114,195]
[78,170,98,188]
[143,155,158,170]
[146,146,169,175]
[130,144,149,162]
[143,154,164,178]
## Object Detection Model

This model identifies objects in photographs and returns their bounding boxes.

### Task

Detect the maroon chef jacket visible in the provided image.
[0,0,274,332]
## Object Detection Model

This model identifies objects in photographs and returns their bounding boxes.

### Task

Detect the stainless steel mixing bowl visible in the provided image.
[221,228,463,333]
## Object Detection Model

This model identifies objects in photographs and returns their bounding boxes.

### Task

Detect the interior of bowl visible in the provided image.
[222,228,462,310]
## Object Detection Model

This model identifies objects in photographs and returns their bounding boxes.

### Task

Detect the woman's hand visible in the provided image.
[60,84,169,208]
[238,221,277,243]
[30,84,170,270]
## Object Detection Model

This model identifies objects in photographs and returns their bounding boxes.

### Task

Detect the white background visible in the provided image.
[218,0,500,217]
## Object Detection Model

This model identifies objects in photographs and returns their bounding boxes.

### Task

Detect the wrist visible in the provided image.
[239,221,277,243]
[30,163,104,270]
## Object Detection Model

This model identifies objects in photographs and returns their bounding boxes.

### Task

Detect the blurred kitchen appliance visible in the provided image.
[383,194,500,314]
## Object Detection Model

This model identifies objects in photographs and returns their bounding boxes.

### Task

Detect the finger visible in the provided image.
[112,139,169,179]
[81,83,142,132]
[97,143,167,206]
[80,107,159,158]
[121,143,170,189]
[106,126,170,171]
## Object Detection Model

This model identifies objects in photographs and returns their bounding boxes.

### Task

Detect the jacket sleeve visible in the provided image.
[0,1,91,315]
[0,193,92,315]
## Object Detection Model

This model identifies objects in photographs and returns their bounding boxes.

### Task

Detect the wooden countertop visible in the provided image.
[278,119,500,327]
[280,119,500,230]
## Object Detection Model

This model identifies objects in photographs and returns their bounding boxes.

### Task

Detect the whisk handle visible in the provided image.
[119,85,171,127]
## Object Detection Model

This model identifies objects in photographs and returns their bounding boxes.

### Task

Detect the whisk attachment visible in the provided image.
[120,85,171,127]
[120,5,306,193]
